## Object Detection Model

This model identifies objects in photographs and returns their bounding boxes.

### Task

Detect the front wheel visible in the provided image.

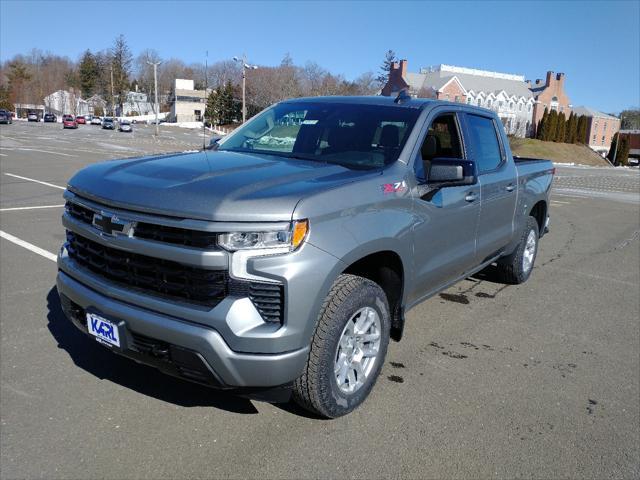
[496,216,540,284]
[293,274,391,418]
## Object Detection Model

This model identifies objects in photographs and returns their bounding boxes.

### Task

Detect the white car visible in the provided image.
[118,120,132,132]
[91,116,102,125]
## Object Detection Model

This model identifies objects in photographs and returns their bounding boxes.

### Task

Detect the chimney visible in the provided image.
[399,59,408,78]
[556,72,565,87]
[546,71,554,86]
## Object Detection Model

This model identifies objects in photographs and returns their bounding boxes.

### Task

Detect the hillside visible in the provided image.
[509,138,611,167]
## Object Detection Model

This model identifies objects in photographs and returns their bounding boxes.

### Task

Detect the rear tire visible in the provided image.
[496,216,539,284]
[293,274,390,418]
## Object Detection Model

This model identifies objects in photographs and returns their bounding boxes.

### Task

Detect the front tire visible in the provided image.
[293,274,391,418]
[496,216,540,284]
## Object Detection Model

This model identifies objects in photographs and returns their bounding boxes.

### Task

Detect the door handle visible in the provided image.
[505,184,515,192]
[465,192,478,202]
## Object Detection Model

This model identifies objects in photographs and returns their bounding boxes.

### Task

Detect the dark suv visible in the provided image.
[44,113,57,123]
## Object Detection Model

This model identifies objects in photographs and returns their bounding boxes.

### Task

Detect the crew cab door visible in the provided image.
[408,110,480,304]
[462,113,517,263]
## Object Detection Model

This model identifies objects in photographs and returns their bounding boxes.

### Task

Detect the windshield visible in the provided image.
[218,101,420,169]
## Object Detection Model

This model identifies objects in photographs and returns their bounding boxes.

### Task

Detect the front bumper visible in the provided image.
[57,270,309,388]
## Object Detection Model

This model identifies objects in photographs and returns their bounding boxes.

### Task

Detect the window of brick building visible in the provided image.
[602,136,605,145]
[454,95,460,103]
[592,134,596,144]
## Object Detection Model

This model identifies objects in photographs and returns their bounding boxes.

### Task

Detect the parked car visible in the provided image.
[57,96,554,418]
[44,113,57,123]
[118,119,132,132]
[91,116,102,125]
[102,117,115,129]
[62,115,78,129]
[76,116,86,125]
[27,112,39,122]
[0,109,12,124]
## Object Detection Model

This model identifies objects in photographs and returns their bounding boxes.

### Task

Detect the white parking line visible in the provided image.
[4,173,65,190]
[0,204,65,212]
[0,230,57,262]
[5,147,77,157]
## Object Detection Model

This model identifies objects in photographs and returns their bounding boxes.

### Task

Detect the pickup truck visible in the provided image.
[57,96,553,418]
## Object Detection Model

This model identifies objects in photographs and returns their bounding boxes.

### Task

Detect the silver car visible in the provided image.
[118,120,132,132]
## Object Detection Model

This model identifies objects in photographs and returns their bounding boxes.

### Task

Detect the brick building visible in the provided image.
[529,71,572,136]
[382,61,535,137]
[572,106,622,155]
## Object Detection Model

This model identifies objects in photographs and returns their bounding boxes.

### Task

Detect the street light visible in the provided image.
[147,59,162,136]
[233,55,258,123]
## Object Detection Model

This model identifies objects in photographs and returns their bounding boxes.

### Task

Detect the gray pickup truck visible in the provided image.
[57,96,553,417]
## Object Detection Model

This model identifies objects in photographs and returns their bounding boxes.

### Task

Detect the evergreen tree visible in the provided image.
[608,134,630,165]
[7,61,31,107]
[110,34,133,114]
[576,115,588,143]
[205,89,220,125]
[537,108,549,140]
[0,85,14,111]
[607,132,618,162]
[556,112,566,143]
[545,110,558,141]
[565,112,576,143]
[78,50,98,97]
[222,80,235,124]
[376,50,397,86]
[617,135,630,166]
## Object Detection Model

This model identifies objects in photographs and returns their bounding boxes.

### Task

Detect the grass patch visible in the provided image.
[509,138,610,167]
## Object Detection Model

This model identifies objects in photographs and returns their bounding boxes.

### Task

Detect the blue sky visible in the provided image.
[1,0,638,113]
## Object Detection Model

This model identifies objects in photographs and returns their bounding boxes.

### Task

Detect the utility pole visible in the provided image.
[147,59,162,137]
[233,54,258,124]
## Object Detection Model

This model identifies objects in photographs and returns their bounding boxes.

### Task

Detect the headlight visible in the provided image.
[218,220,308,252]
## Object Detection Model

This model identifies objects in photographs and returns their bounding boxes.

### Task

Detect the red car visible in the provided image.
[76,115,86,124]
[62,115,78,129]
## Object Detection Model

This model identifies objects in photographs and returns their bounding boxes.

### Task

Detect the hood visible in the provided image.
[67,150,374,222]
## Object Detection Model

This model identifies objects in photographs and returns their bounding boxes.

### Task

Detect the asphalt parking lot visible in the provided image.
[1,120,639,479]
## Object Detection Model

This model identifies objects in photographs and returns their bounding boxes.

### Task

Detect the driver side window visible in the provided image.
[417,113,463,181]
[421,114,463,161]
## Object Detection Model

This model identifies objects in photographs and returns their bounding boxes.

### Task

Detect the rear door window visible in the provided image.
[465,114,503,174]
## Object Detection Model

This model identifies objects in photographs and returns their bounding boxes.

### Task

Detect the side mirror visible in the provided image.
[207,136,222,150]
[426,158,476,188]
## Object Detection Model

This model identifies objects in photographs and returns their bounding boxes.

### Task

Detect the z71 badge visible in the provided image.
[381,181,407,194]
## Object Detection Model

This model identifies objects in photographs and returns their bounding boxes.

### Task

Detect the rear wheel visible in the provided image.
[496,216,539,284]
[293,274,390,418]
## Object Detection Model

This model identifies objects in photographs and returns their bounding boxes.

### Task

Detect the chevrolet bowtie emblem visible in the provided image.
[92,212,134,236]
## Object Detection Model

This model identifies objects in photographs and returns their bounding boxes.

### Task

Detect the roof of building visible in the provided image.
[571,106,619,120]
[404,65,532,98]
[175,88,208,99]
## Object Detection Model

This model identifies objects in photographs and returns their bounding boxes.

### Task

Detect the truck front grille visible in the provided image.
[65,200,218,249]
[66,231,227,307]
